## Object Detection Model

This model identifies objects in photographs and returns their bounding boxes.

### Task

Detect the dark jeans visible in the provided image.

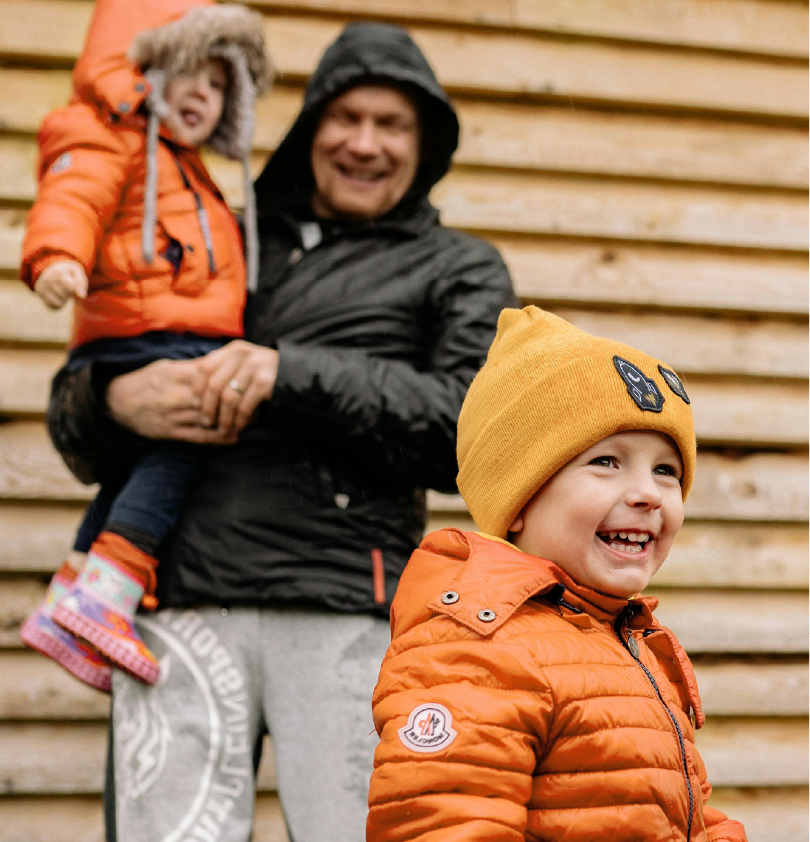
[67,331,227,555]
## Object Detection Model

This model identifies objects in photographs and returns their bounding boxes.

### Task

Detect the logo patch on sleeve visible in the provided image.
[613,356,665,412]
[49,152,73,175]
[398,703,458,753]
[657,365,690,404]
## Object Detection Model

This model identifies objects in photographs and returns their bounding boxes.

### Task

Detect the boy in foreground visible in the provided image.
[367,307,746,841]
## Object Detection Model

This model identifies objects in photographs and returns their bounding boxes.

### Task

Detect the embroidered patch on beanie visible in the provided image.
[658,365,690,404]
[613,356,665,412]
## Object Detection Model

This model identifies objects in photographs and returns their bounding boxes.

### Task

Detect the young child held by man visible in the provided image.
[19,0,270,691]
[367,307,747,841]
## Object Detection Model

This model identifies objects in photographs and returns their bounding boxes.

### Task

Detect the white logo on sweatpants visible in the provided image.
[398,703,457,753]
[118,655,173,800]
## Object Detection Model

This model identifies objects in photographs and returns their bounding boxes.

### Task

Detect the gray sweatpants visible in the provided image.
[106,606,391,842]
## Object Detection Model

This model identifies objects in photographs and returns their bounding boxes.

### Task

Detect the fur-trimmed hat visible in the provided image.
[128,4,271,291]
[457,307,696,539]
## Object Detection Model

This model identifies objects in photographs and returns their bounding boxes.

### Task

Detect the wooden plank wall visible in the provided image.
[0,0,807,839]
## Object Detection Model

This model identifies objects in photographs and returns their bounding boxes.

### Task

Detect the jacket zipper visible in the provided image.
[616,620,694,842]
[171,154,217,274]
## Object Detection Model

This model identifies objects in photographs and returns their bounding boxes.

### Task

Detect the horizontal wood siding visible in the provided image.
[0,2,805,841]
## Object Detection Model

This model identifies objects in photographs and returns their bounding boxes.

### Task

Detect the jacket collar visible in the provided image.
[421,530,658,638]
[405,529,704,729]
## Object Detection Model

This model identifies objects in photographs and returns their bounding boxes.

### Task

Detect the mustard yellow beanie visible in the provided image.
[457,306,696,538]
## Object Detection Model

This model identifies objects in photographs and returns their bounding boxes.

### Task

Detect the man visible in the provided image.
[48,21,517,842]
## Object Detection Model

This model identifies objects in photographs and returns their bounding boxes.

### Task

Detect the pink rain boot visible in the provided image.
[21,562,112,693]
[53,532,160,685]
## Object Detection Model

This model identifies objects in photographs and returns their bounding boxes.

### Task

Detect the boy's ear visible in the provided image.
[508,512,525,534]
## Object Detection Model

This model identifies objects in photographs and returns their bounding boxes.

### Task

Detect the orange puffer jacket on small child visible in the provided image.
[20,0,247,348]
[368,529,748,842]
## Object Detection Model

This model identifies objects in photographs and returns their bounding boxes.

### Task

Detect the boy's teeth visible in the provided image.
[619,532,628,539]
[609,541,642,554]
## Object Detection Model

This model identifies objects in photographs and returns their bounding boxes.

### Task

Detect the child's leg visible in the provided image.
[74,483,120,554]
[104,441,203,555]
[68,481,123,571]
[53,443,204,685]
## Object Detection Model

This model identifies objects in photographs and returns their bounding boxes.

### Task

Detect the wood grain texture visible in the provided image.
[0,650,110,719]
[263,16,810,119]
[0,3,807,118]
[432,169,809,251]
[0,350,65,415]
[0,503,87,572]
[684,451,809,523]
[0,794,290,842]
[649,589,808,653]
[0,575,47,648]
[428,450,810,523]
[683,377,808,448]
[2,649,804,719]
[495,238,809,316]
[425,517,809,590]
[655,523,808,590]
[696,717,808,787]
[0,279,73,342]
[692,661,808,717]
[453,100,809,189]
[707,787,809,842]
[251,0,810,59]
[0,422,93,502]
[0,724,277,794]
[2,70,807,190]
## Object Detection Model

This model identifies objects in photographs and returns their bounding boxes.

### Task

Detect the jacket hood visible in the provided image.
[391,528,650,642]
[254,21,459,216]
[72,0,213,121]
[72,0,270,159]
[393,528,705,727]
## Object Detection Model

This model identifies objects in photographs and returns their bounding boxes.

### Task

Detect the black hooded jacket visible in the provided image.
[48,22,517,615]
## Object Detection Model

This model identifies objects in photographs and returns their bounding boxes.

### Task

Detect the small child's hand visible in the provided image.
[34,260,88,309]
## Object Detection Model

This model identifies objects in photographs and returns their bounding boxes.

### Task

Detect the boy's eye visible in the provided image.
[653,464,677,477]
[590,456,615,469]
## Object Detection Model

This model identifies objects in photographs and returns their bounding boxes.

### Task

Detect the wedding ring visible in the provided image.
[228,378,245,394]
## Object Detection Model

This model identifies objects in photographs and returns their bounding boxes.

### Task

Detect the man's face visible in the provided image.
[163,59,227,148]
[310,84,421,220]
[509,431,685,597]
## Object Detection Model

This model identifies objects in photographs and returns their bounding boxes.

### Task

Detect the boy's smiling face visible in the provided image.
[509,431,685,597]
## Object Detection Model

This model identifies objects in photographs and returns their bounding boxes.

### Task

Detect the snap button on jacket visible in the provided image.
[368,529,748,842]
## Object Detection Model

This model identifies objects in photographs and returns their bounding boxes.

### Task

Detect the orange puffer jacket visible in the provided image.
[368,529,747,842]
[20,0,245,348]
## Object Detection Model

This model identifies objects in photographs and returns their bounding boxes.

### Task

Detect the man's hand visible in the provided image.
[197,340,280,436]
[106,358,237,444]
[34,260,88,309]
